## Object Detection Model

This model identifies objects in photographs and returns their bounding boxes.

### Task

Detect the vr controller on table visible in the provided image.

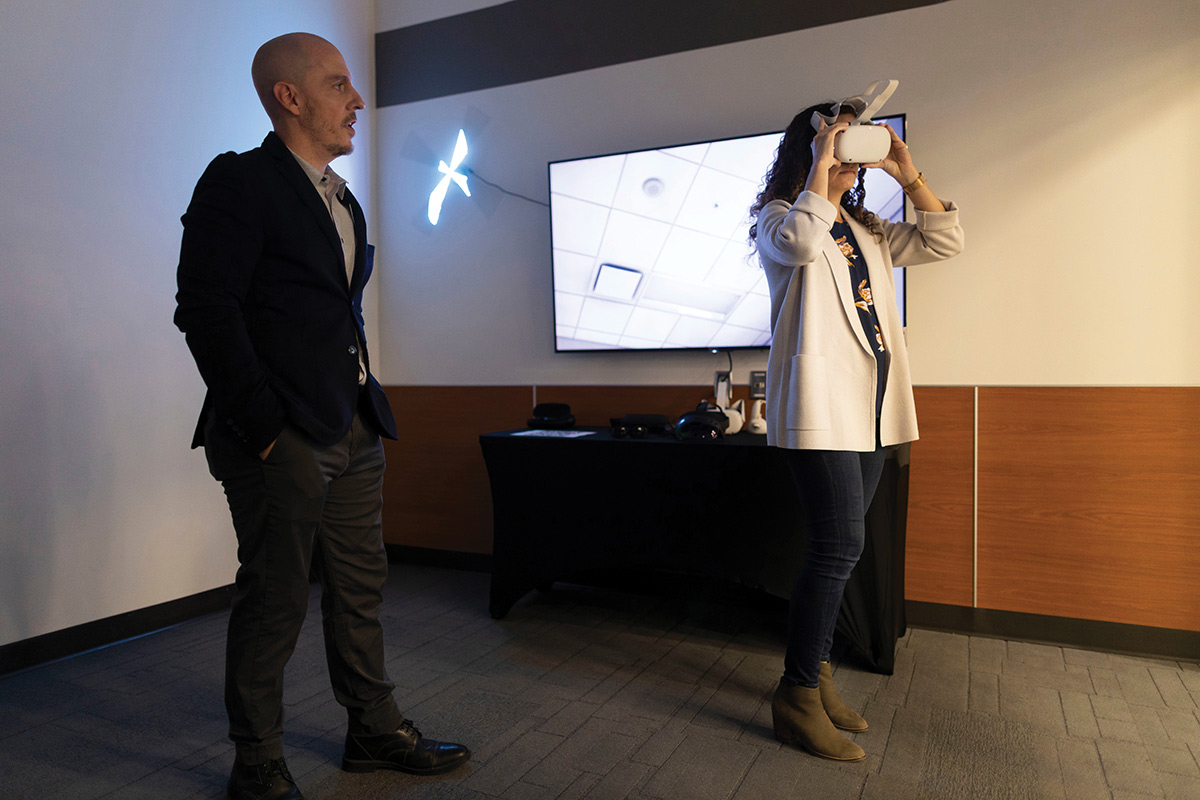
[811,79,898,164]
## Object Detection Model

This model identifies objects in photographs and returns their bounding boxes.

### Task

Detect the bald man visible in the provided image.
[175,33,469,800]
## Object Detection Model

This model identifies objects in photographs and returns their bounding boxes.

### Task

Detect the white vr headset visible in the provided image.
[810,79,898,164]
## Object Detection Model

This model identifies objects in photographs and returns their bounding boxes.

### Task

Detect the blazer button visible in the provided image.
[348,345,358,355]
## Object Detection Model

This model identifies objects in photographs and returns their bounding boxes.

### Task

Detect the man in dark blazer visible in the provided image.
[175,32,469,800]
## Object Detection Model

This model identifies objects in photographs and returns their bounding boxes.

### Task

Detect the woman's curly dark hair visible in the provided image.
[748,102,882,245]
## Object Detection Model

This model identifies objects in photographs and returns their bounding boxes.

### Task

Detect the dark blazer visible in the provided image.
[175,131,397,455]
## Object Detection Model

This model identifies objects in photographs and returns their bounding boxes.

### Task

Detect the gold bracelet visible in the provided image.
[902,172,927,194]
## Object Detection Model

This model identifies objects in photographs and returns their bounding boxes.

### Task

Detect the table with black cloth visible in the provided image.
[478,427,909,674]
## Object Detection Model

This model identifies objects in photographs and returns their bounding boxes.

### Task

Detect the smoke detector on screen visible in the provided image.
[641,177,665,198]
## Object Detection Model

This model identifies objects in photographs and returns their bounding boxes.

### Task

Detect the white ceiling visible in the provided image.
[551,132,779,350]
[550,117,907,351]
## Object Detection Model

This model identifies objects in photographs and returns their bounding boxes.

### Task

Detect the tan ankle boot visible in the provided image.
[772,679,866,761]
[819,661,869,732]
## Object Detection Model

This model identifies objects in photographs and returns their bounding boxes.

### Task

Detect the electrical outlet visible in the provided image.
[749,370,767,399]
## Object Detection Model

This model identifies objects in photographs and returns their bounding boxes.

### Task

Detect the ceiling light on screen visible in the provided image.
[593,263,642,301]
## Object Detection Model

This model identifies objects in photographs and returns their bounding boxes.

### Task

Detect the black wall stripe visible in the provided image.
[376,0,946,107]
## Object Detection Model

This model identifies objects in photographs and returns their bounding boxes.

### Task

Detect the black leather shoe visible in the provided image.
[227,756,303,800]
[342,719,471,775]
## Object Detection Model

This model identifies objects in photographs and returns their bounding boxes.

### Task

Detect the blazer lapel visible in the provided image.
[264,134,348,282]
[344,187,368,294]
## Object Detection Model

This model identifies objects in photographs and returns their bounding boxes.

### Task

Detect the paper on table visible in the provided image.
[509,430,596,438]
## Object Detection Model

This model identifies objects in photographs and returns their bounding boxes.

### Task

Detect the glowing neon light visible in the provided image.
[428,129,470,225]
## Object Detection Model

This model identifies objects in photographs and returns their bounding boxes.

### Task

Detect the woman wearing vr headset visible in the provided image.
[748,91,964,762]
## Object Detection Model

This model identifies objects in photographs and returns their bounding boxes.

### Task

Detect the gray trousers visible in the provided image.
[204,411,404,764]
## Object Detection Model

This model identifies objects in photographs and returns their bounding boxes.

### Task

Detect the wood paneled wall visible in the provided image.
[381,386,530,554]
[380,385,720,554]
[906,387,975,607]
[380,384,1200,633]
[977,388,1200,631]
[533,385,724,426]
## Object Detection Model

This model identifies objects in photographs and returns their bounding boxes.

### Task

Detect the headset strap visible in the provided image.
[857,79,898,123]
[810,79,898,130]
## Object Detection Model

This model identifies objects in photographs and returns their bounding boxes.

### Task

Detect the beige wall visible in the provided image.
[3,0,1196,648]
[0,0,375,647]
[372,0,1199,388]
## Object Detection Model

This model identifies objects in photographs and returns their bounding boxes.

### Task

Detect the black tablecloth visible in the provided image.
[479,427,908,673]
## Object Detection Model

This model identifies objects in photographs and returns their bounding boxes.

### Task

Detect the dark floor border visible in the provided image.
[0,549,491,676]
[0,584,236,677]
[907,601,1200,662]
[9,566,1188,678]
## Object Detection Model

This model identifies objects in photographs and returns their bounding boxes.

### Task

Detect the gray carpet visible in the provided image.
[919,708,1039,799]
[1,564,1198,799]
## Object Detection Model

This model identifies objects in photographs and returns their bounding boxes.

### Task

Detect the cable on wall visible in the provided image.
[465,168,548,208]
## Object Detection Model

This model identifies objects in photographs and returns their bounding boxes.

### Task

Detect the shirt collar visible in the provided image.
[287,148,348,202]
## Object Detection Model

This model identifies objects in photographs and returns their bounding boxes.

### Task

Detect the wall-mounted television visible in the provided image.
[548,114,906,352]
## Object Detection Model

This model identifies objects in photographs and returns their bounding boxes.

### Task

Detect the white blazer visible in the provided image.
[756,191,964,451]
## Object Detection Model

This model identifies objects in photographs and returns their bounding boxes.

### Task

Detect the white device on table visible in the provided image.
[722,399,744,435]
[746,399,767,435]
[811,79,898,164]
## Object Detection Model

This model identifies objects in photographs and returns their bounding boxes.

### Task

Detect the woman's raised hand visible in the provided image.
[864,123,919,186]
[867,123,944,212]
[811,118,848,170]
[804,118,848,200]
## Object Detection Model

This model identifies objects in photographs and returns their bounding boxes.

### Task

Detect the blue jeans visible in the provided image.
[780,446,887,688]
